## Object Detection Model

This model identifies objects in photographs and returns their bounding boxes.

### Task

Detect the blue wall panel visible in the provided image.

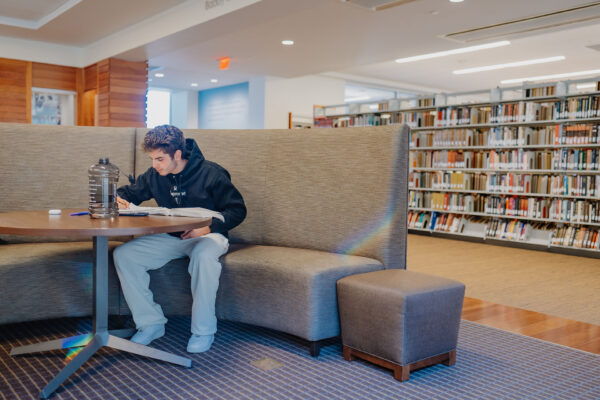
[198,82,249,129]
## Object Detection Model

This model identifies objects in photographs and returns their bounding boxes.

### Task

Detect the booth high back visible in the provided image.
[0,123,409,355]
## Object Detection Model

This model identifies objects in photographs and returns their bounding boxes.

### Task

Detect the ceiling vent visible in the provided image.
[340,0,420,12]
[443,2,600,43]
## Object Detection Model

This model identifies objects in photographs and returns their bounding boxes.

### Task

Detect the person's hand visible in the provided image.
[116,196,130,209]
[181,226,211,239]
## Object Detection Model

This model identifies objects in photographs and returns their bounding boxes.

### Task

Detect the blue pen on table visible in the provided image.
[70,211,89,216]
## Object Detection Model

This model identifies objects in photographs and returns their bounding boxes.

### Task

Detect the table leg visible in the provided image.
[10,333,93,356]
[39,334,105,399]
[93,236,108,333]
[11,235,192,398]
[107,335,192,367]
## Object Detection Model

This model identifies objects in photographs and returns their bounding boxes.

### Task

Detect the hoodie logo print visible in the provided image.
[170,185,187,205]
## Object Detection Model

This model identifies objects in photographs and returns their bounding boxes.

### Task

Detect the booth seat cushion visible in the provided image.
[132,244,384,340]
[0,242,123,325]
[218,244,385,340]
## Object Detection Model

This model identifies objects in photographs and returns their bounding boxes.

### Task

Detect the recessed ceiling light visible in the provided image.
[210,79,218,83]
[191,83,198,87]
[281,40,294,45]
[154,73,164,78]
[500,69,600,84]
[449,0,464,3]
[453,56,565,75]
[395,40,510,64]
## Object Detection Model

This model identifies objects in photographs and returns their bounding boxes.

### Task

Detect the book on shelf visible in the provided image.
[525,85,555,98]
[552,226,599,249]
[120,204,224,221]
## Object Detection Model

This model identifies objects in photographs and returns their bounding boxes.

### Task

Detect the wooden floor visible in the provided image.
[463,297,600,355]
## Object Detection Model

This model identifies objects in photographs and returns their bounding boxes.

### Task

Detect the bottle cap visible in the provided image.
[99,158,109,164]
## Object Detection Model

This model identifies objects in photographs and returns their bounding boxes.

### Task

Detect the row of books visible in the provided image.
[485,219,532,241]
[410,171,487,191]
[411,126,561,148]
[408,211,430,229]
[399,111,436,128]
[322,114,395,128]
[411,149,600,171]
[408,211,600,250]
[488,97,600,123]
[551,226,600,249]
[408,211,466,233]
[548,199,600,223]
[410,100,599,127]
[436,106,489,126]
[409,191,475,212]
[409,171,600,197]
[406,96,600,127]
[317,106,600,129]
[410,149,553,170]
[524,86,556,98]
[486,174,600,197]
[411,125,600,148]
[555,97,600,120]
[409,191,600,222]
[553,148,600,170]
[482,196,600,222]
[417,98,435,107]
[428,212,465,233]
[488,102,555,124]
[558,124,600,145]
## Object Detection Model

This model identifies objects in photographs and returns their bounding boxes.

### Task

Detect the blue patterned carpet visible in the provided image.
[1,317,599,399]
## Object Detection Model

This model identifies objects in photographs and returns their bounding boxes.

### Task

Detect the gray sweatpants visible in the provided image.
[113,232,229,335]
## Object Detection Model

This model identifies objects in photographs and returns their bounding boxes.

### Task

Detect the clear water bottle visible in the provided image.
[88,158,119,218]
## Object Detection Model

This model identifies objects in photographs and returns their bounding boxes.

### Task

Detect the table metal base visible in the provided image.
[10,236,192,399]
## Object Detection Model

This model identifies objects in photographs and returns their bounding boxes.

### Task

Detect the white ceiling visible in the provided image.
[0,0,70,21]
[1,0,600,94]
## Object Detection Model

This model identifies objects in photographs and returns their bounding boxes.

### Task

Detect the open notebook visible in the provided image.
[119,204,224,222]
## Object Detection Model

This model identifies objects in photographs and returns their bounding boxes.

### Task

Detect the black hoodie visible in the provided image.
[117,138,246,237]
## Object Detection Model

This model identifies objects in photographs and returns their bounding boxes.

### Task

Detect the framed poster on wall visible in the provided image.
[31,88,75,125]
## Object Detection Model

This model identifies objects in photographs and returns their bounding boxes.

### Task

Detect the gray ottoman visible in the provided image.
[337,269,465,381]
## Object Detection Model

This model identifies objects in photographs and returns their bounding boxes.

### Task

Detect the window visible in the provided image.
[146,89,171,128]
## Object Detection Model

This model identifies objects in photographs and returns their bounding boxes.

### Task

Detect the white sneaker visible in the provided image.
[130,324,165,346]
[187,334,214,353]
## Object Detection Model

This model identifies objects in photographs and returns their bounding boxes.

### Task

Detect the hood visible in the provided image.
[180,138,205,176]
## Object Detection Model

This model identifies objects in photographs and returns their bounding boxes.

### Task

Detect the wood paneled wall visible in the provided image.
[31,63,77,92]
[97,58,147,127]
[0,59,31,123]
[84,64,97,92]
[0,57,147,127]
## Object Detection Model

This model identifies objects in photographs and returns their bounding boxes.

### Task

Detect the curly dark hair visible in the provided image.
[142,125,185,158]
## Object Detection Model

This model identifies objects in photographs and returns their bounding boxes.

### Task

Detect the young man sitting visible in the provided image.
[113,125,246,353]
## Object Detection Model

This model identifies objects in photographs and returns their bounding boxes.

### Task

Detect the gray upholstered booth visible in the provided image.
[0,123,410,355]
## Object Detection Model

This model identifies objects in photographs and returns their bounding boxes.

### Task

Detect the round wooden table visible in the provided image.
[0,209,211,399]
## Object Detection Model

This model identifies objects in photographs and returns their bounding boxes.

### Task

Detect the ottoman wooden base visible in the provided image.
[343,345,456,381]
